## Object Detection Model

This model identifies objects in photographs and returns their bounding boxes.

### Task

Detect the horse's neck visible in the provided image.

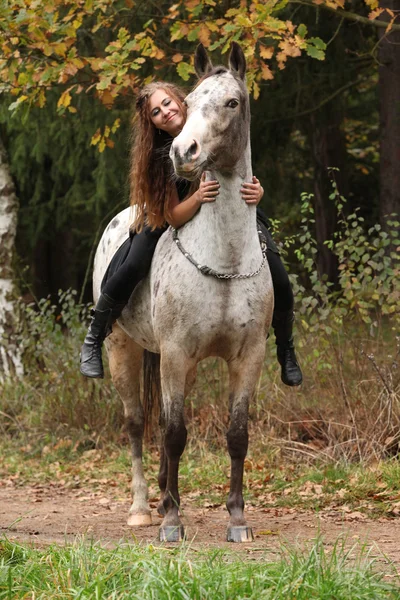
[180,146,262,270]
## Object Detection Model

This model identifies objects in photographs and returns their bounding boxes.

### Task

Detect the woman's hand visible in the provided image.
[196,172,220,204]
[241,176,264,205]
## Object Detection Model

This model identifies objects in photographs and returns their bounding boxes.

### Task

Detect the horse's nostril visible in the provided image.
[189,140,198,156]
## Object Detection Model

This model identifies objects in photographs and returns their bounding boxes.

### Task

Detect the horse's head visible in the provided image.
[170,43,250,180]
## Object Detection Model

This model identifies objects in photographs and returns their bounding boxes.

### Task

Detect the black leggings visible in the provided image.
[102,225,167,303]
[102,224,293,312]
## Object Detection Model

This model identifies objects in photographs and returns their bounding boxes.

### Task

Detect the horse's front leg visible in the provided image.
[156,411,168,517]
[158,351,192,542]
[106,326,152,526]
[226,346,266,542]
[157,365,197,519]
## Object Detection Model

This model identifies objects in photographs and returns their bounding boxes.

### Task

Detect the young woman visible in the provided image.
[80,81,302,386]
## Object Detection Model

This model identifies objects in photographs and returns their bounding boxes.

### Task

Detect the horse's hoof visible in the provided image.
[159,525,186,542]
[227,526,254,543]
[127,512,152,527]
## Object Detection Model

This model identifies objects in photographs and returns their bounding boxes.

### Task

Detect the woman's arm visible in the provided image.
[167,174,220,229]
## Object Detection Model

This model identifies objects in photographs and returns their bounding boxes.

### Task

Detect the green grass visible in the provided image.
[0,536,398,599]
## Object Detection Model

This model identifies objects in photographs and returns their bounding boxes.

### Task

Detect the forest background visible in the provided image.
[0,0,399,465]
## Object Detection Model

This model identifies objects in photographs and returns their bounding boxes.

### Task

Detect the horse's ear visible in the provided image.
[194,44,213,78]
[228,42,246,80]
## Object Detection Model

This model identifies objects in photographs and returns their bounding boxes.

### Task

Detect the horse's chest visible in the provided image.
[151,240,271,355]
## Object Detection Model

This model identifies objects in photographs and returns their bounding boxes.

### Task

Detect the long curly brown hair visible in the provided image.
[129,81,187,232]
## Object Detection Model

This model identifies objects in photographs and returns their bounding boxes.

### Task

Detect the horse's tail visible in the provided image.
[143,350,162,442]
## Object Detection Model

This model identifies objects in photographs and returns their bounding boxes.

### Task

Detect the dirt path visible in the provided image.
[0,484,399,570]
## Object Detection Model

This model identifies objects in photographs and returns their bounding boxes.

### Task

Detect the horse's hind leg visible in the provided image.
[106,324,152,526]
[225,347,265,542]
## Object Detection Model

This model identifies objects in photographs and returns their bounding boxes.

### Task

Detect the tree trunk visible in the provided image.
[0,138,23,379]
[308,105,348,285]
[379,0,400,226]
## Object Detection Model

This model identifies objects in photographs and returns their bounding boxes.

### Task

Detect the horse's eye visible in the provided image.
[227,99,239,108]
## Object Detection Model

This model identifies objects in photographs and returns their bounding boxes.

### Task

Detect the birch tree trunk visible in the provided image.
[0,137,23,379]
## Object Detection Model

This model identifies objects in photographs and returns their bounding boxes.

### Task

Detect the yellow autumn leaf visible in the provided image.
[259,44,274,60]
[53,42,67,56]
[206,21,219,32]
[154,48,165,60]
[99,138,106,152]
[111,118,121,133]
[386,19,394,34]
[279,38,301,58]
[276,51,286,70]
[100,89,114,106]
[91,130,101,146]
[37,90,46,108]
[261,62,273,80]
[253,81,260,100]
[199,23,211,46]
[172,53,183,63]
[369,8,384,19]
[57,90,71,108]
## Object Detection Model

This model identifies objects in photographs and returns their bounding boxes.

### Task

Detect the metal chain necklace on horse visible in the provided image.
[92,42,274,544]
[172,227,268,279]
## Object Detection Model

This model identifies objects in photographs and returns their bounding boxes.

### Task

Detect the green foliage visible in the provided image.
[0,537,398,599]
[289,185,400,336]
[0,93,129,296]
[0,290,122,439]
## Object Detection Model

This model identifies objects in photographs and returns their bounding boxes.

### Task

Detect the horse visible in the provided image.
[92,42,274,542]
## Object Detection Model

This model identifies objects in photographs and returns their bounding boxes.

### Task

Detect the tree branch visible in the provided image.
[264,76,368,122]
[290,1,400,32]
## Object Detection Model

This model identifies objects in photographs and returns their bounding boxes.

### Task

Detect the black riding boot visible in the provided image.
[272,310,303,387]
[80,293,125,379]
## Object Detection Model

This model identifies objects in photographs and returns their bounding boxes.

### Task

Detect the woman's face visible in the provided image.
[148,89,185,137]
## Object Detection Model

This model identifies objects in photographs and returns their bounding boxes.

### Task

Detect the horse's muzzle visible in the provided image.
[170,137,202,178]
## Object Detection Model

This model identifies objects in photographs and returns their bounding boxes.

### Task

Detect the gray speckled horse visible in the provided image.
[92,43,273,542]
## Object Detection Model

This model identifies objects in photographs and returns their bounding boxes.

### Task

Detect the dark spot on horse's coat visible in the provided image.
[107,238,111,246]
[111,218,120,229]
[241,323,246,328]
[201,106,209,118]
[153,281,160,297]
[247,299,251,308]
[203,89,209,95]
